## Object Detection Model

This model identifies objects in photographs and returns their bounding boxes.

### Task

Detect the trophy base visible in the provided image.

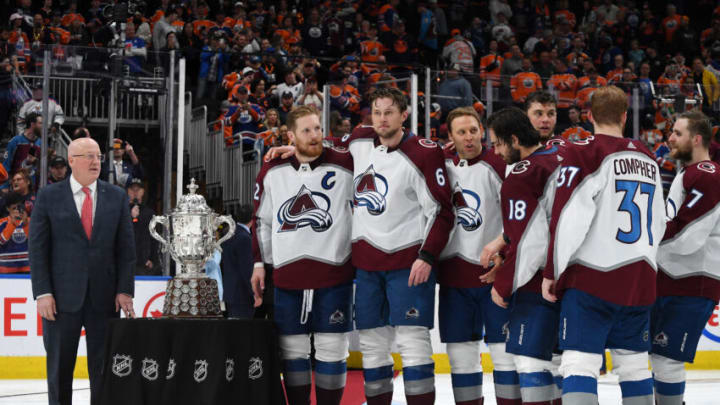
[162,277,223,318]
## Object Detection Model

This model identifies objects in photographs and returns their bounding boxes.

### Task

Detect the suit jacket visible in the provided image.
[29,178,136,313]
[220,224,254,311]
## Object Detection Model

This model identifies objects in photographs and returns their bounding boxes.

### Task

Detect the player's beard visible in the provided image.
[503,146,522,164]
[296,140,323,159]
[669,140,692,163]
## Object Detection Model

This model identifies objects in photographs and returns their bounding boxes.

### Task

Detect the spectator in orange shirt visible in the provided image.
[510,58,542,105]
[606,54,624,84]
[661,4,684,44]
[548,58,577,126]
[479,39,504,87]
[577,65,608,90]
[560,106,593,142]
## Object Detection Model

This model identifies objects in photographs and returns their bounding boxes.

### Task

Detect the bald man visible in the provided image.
[30,138,136,405]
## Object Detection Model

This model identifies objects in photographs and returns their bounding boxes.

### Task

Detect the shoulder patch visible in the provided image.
[572,135,595,145]
[418,138,437,149]
[332,146,349,153]
[547,138,566,147]
[697,161,716,174]
[511,160,531,174]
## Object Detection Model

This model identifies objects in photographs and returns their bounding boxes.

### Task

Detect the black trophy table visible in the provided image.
[100,318,284,405]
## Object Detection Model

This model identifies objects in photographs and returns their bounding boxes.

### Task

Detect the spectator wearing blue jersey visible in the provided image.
[123,22,147,75]
[0,191,30,274]
[197,33,230,100]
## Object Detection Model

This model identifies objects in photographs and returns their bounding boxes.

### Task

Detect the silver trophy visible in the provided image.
[149,178,236,318]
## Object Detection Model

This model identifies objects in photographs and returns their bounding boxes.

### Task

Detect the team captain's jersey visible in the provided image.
[252,148,354,289]
[493,145,561,299]
[346,126,454,271]
[545,134,666,306]
[657,160,720,301]
[439,148,506,287]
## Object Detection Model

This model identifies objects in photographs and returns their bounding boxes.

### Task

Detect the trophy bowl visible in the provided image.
[149,179,235,317]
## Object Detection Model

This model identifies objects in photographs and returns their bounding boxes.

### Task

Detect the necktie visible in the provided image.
[81,187,93,239]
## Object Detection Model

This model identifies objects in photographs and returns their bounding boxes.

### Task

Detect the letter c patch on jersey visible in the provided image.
[322,171,336,190]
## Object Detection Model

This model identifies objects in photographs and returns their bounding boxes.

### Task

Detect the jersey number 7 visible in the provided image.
[615,180,656,246]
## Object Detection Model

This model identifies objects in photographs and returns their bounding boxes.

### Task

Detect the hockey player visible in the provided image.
[542,86,666,405]
[349,87,454,405]
[651,111,720,405]
[263,87,454,405]
[524,91,559,144]
[484,107,562,405]
[251,106,354,405]
[438,107,520,405]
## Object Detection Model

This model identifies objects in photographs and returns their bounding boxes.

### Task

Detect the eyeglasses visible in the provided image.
[72,153,105,162]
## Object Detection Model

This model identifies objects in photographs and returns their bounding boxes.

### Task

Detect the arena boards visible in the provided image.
[1,275,719,378]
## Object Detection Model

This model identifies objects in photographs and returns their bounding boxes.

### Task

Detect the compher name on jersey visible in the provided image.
[613,156,657,182]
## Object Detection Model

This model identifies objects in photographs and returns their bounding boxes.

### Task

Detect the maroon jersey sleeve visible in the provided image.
[664,161,720,242]
[403,138,455,262]
[494,169,542,299]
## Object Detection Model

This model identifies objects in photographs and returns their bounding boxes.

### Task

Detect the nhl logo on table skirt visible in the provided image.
[278,185,333,232]
[194,360,209,383]
[141,358,159,381]
[225,358,235,382]
[166,358,176,380]
[249,357,263,380]
[112,354,132,377]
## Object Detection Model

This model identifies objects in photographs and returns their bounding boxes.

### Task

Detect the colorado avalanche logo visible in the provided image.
[353,165,389,215]
[452,183,482,231]
[277,185,333,232]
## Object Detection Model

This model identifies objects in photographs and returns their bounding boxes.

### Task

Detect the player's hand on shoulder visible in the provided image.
[264,145,295,162]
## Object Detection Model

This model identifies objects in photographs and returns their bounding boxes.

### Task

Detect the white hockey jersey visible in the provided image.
[16,98,65,135]
[657,160,720,301]
[439,148,506,287]
[346,126,454,271]
[545,134,666,306]
[252,148,354,289]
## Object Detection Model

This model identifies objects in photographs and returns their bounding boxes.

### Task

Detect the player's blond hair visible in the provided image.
[590,86,628,127]
[446,107,483,134]
[286,105,321,132]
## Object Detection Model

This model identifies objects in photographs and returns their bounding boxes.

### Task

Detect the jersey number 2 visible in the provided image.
[615,180,655,246]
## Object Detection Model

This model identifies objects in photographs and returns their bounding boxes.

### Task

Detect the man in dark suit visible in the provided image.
[221,204,255,318]
[30,137,136,405]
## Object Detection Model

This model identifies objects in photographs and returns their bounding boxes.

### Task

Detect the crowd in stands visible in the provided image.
[3,0,720,275]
